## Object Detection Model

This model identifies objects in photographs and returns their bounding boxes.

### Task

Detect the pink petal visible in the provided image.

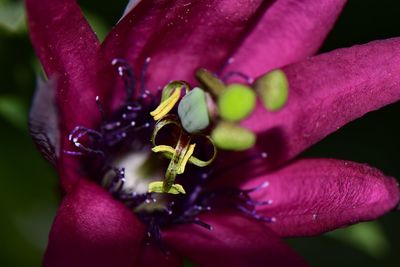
[26,0,114,189]
[101,0,264,106]
[224,0,346,78]
[44,179,145,267]
[138,245,182,267]
[239,159,400,237]
[243,38,400,167]
[163,213,308,267]
[26,0,109,130]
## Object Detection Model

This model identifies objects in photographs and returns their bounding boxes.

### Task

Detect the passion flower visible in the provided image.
[26,1,400,267]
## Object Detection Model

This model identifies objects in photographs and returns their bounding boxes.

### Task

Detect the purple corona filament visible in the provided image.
[236,182,276,223]
[64,126,105,157]
[216,57,254,84]
[216,57,235,76]
[95,95,105,119]
[108,167,126,195]
[140,57,151,98]
[112,58,136,101]
[222,71,254,84]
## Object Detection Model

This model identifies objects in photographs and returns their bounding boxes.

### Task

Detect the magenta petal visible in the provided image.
[243,38,400,166]
[163,213,308,267]
[224,0,346,77]
[240,159,400,237]
[43,179,145,267]
[102,0,264,104]
[138,245,182,267]
[26,0,99,76]
[26,0,114,189]
[26,0,111,132]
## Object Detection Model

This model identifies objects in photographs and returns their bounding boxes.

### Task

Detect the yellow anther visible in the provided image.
[177,143,196,174]
[150,88,181,120]
[152,145,175,155]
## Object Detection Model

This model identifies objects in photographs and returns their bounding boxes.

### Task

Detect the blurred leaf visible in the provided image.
[0,213,42,266]
[0,119,57,266]
[84,10,109,42]
[0,0,26,33]
[325,221,390,259]
[183,258,197,267]
[0,95,27,130]
[13,205,56,252]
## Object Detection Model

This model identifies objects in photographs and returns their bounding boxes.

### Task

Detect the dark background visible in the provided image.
[0,0,399,266]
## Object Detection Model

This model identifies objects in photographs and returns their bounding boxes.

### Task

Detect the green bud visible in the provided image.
[178,87,210,133]
[255,69,289,111]
[218,84,256,122]
[211,122,256,151]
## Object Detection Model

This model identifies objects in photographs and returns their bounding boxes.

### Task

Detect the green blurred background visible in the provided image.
[0,0,399,266]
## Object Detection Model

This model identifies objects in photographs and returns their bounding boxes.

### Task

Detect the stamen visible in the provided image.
[178,143,196,174]
[254,69,289,111]
[211,122,256,151]
[196,68,226,97]
[150,88,181,120]
[152,145,176,154]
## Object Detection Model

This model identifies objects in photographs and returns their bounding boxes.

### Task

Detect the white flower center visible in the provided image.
[104,150,163,194]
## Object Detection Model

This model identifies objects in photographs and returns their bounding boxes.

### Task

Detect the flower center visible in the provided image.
[103,151,163,195]
[65,58,284,243]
